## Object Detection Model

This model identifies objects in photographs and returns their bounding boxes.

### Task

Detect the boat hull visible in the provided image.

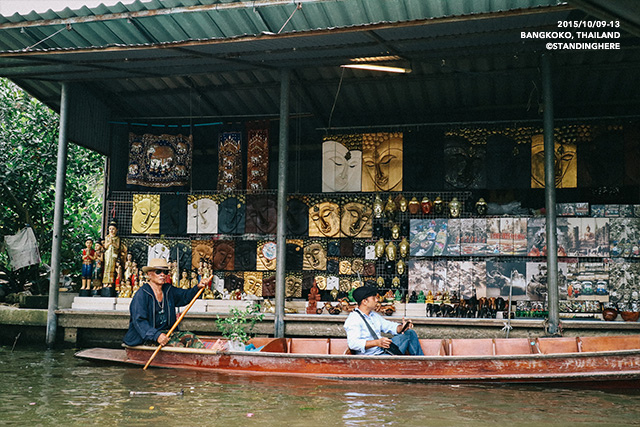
[75,335,640,385]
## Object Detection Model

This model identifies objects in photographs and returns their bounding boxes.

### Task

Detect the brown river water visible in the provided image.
[2,346,640,426]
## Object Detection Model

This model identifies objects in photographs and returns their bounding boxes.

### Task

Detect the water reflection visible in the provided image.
[3,347,640,426]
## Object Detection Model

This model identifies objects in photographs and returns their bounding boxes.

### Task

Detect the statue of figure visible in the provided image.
[81,238,95,294]
[443,290,451,304]
[115,259,123,291]
[179,270,190,289]
[426,290,434,304]
[92,241,104,293]
[124,253,134,284]
[394,289,402,301]
[102,221,121,289]
[398,237,410,258]
[118,279,132,298]
[385,241,397,261]
[417,291,426,303]
[373,194,384,219]
[190,271,199,288]
[408,197,420,215]
[307,281,322,314]
[374,238,386,258]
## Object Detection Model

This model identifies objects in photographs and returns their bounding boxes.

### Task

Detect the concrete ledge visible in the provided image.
[0,306,47,326]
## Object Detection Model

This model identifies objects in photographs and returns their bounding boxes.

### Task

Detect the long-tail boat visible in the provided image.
[75,335,640,385]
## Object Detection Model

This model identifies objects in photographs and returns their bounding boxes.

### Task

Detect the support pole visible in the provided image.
[541,54,560,335]
[274,69,290,338]
[46,82,70,347]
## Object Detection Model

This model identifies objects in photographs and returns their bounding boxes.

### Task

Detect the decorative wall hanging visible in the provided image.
[245,194,277,234]
[256,240,277,271]
[303,240,327,271]
[322,134,362,192]
[531,134,576,188]
[217,131,243,192]
[147,239,170,262]
[244,271,263,296]
[285,273,303,298]
[211,240,235,271]
[191,239,213,270]
[442,136,486,189]
[160,194,187,235]
[308,197,341,238]
[286,197,309,236]
[169,240,191,273]
[262,273,276,297]
[234,240,257,270]
[218,195,245,234]
[131,194,160,234]
[340,196,373,238]
[361,132,403,192]
[127,133,192,188]
[286,239,304,271]
[187,195,218,234]
[246,122,269,191]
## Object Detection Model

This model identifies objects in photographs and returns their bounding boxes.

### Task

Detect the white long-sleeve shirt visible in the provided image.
[343,308,398,355]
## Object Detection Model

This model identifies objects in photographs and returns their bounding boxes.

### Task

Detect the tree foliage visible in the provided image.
[0,78,104,294]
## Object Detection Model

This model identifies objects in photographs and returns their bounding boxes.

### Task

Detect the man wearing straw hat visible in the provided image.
[123,258,211,348]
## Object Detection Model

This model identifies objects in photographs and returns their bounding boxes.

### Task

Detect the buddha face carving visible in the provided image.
[531,134,577,188]
[341,202,372,237]
[132,195,160,234]
[218,197,245,234]
[322,140,362,192]
[449,197,461,218]
[303,243,327,270]
[309,201,340,237]
[191,242,213,270]
[244,272,263,296]
[362,133,403,191]
[212,242,234,270]
[285,275,302,298]
[444,137,485,189]
[187,197,218,234]
[257,241,277,271]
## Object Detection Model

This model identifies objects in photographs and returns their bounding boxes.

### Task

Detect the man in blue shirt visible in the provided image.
[344,286,424,355]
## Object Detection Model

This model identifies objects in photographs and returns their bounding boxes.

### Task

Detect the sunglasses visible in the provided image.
[153,269,168,275]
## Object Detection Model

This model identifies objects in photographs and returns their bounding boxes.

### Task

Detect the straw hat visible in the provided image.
[142,258,171,273]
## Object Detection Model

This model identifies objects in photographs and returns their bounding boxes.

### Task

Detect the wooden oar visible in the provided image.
[143,281,208,370]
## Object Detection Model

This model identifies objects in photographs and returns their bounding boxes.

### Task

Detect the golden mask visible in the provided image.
[351,258,364,275]
[285,275,302,298]
[373,194,384,219]
[391,224,400,240]
[131,194,160,234]
[339,260,352,275]
[303,243,327,270]
[315,275,327,290]
[362,132,403,192]
[408,197,420,215]
[392,276,400,288]
[374,238,386,258]
[398,237,410,258]
[449,197,461,218]
[384,196,396,220]
[397,195,408,212]
[396,259,406,275]
[309,201,340,237]
[341,202,372,237]
[376,276,385,288]
[385,241,397,261]
[244,272,263,297]
[339,278,352,292]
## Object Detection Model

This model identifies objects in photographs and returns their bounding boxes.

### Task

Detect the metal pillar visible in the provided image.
[541,54,560,335]
[46,82,70,347]
[274,69,291,338]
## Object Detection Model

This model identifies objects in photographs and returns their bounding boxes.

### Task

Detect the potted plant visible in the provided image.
[215,303,265,351]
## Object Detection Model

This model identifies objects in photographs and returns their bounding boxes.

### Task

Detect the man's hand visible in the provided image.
[198,275,213,289]
[157,333,170,346]
[378,337,393,349]
[398,318,413,334]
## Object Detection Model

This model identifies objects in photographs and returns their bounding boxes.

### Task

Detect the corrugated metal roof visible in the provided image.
[0,0,638,153]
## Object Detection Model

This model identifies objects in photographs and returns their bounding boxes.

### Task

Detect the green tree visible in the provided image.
[0,78,104,294]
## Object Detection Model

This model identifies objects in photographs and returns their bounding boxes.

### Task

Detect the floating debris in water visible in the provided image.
[130,390,184,397]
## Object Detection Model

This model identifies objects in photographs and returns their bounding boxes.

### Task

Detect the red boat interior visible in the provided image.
[199,335,640,357]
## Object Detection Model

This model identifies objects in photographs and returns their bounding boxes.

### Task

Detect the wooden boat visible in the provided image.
[75,335,640,385]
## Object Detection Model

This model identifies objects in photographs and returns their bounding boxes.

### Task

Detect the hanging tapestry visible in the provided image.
[127,133,192,188]
[187,195,218,234]
[322,134,362,192]
[160,194,187,235]
[247,122,269,191]
[362,132,403,192]
[217,132,243,191]
[131,194,160,234]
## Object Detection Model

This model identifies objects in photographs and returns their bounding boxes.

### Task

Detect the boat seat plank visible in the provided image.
[288,338,330,355]
[419,339,447,356]
[248,338,288,353]
[579,335,640,352]
[449,339,494,356]
[536,337,579,354]
[494,338,534,355]
[329,339,350,355]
